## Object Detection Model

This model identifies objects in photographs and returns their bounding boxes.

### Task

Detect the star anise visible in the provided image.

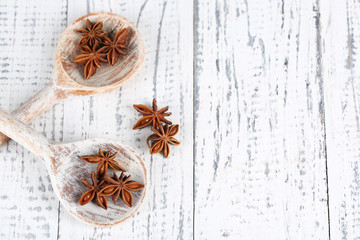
[99,172,144,207]
[146,124,180,158]
[80,148,126,178]
[76,19,107,47]
[102,28,129,66]
[71,41,107,80]
[133,98,172,130]
[78,172,108,210]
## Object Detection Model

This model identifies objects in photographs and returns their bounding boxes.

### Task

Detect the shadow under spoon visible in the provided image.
[0,107,147,227]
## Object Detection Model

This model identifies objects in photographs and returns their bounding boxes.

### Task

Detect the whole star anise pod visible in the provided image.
[102,28,129,66]
[76,19,107,47]
[80,148,126,178]
[71,41,107,80]
[146,124,180,158]
[78,172,108,210]
[133,98,172,130]
[99,172,144,207]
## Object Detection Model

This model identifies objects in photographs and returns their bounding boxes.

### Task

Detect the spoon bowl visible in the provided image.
[57,12,144,90]
[0,12,144,145]
[0,108,147,226]
[53,138,147,226]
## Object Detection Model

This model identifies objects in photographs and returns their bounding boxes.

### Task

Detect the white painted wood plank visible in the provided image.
[6,0,359,238]
[58,0,193,239]
[321,0,360,238]
[194,0,329,239]
[0,0,67,239]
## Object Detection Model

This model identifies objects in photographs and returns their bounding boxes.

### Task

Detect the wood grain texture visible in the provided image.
[194,0,329,239]
[58,0,193,239]
[0,11,145,146]
[2,0,360,239]
[321,0,360,239]
[0,1,67,239]
[0,105,147,227]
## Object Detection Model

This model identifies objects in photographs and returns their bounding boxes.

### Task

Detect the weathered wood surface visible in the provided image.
[0,0,192,239]
[321,0,360,239]
[0,11,145,146]
[0,1,67,239]
[0,0,359,239]
[0,104,148,227]
[194,0,329,239]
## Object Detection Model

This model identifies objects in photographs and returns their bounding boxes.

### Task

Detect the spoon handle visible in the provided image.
[0,81,66,146]
[0,106,55,161]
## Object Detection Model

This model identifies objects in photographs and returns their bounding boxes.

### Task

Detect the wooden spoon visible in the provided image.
[0,107,147,227]
[0,11,144,145]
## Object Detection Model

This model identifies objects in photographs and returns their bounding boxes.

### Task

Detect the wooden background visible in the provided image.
[0,0,359,239]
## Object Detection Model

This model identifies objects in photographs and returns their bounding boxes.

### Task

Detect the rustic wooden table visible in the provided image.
[0,0,358,239]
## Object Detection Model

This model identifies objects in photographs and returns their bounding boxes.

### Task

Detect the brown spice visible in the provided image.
[102,28,129,66]
[80,148,126,179]
[146,124,180,158]
[73,19,130,80]
[71,41,107,80]
[78,172,108,210]
[133,98,172,130]
[99,172,144,207]
[76,19,107,47]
